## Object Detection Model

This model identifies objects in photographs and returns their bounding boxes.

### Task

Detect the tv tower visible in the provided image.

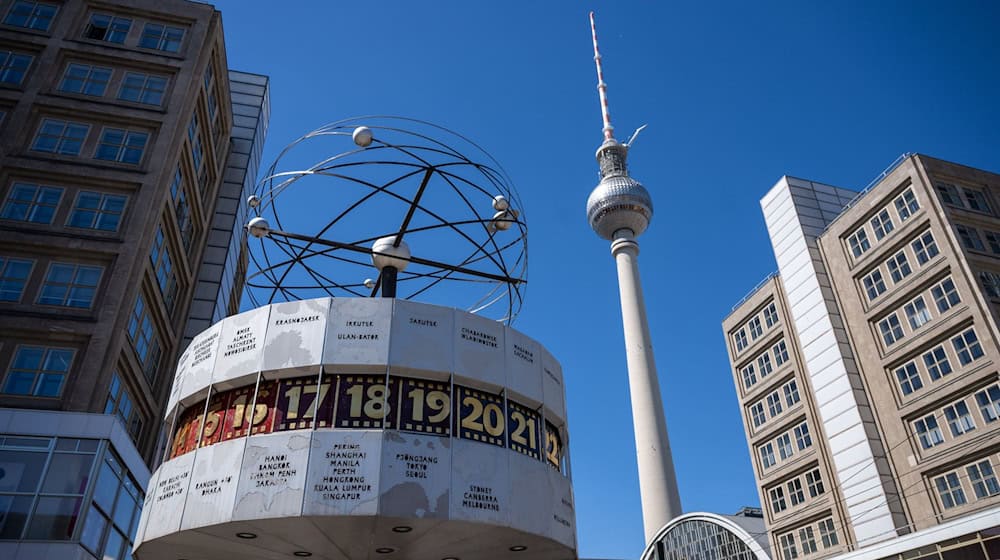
[585,12,682,543]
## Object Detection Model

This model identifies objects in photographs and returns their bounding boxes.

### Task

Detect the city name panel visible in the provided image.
[134,298,574,560]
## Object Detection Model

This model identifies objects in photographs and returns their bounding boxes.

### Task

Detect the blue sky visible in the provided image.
[213,2,1000,558]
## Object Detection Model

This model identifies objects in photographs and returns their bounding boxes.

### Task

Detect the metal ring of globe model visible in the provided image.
[245,116,528,324]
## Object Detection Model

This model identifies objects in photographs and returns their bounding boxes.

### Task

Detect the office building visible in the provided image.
[0,1,266,558]
[724,154,1000,559]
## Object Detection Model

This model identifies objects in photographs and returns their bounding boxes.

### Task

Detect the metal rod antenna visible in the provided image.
[590,11,615,140]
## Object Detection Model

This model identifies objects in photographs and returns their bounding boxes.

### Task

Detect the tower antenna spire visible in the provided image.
[590,11,615,141]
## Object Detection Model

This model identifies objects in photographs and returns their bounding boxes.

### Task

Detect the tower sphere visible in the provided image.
[586,173,653,240]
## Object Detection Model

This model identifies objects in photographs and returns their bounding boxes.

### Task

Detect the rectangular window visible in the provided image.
[934,472,966,509]
[848,228,870,258]
[104,373,142,440]
[944,401,976,437]
[780,534,798,560]
[0,50,32,85]
[878,313,904,346]
[783,379,800,407]
[931,277,960,313]
[767,392,783,418]
[2,345,74,396]
[886,251,911,283]
[68,191,126,232]
[31,119,89,156]
[127,295,160,381]
[38,262,102,308]
[188,115,203,172]
[748,316,763,339]
[871,209,894,240]
[770,486,786,514]
[773,340,789,366]
[894,188,919,221]
[3,1,57,31]
[734,329,748,352]
[118,72,167,106]
[975,385,1000,423]
[895,362,923,395]
[794,422,811,450]
[150,226,176,309]
[0,256,33,301]
[980,271,1000,299]
[139,22,185,52]
[95,128,148,165]
[806,469,824,497]
[963,187,991,213]
[760,443,775,469]
[912,231,939,264]
[799,527,818,555]
[57,63,111,96]
[750,402,766,427]
[904,296,931,330]
[763,302,778,328]
[777,433,793,460]
[968,460,1000,499]
[1,182,62,224]
[741,363,757,389]
[169,167,193,250]
[862,269,886,301]
[83,13,130,43]
[937,183,962,207]
[986,231,1000,254]
[914,414,944,449]
[818,518,838,548]
[951,328,984,366]
[922,346,952,381]
[787,478,805,506]
[757,353,773,377]
[956,224,985,252]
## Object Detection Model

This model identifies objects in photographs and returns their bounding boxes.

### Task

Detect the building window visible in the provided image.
[150,226,176,309]
[848,228,870,258]
[68,191,126,231]
[118,72,167,106]
[862,269,886,301]
[799,527,818,555]
[1,182,62,224]
[169,167,193,250]
[757,353,773,377]
[787,478,805,506]
[904,296,931,330]
[3,1,57,31]
[2,345,74,396]
[773,340,789,366]
[31,119,89,156]
[748,316,762,340]
[104,373,142,441]
[818,518,838,548]
[886,251,911,283]
[741,363,756,389]
[83,13,130,43]
[770,486,786,514]
[912,231,939,265]
[38,262,102,308]
[951,328,984,366]
[956,224,985,252]
[80,451,143,559]
[931,277,960,313]
[894,188,919,221]
[980,271,1000,299]
[139,22,184,52]
[780,533,798,560]
[0,50,32,85]
[975,385,1000,423]
[763,302,778,327]
[777,433,793,460]
[750,402,766,427]
[877,313,904,346]
[734,329,747,352]
[936,183,962,207]
[127,294,160,381]
[0,256,32,301]
[794,422,811,450]
[767,392,783,417]
[870,209,894,240]
[58,63,111,96]
[94,128,148,164]
[760,443,775,469]
[934,472,966,509]
[944,401,976,437]
[922,346,952,381]
[806,469,824,497]
[914,414,944,449]
[963,187,991,213]
[895,362,923,395]
[985,231,1000,254]
[783,379,800,407]
[967,460,1000,499]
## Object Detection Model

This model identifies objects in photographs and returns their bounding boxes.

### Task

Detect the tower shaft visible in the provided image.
[611,232,682,543]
